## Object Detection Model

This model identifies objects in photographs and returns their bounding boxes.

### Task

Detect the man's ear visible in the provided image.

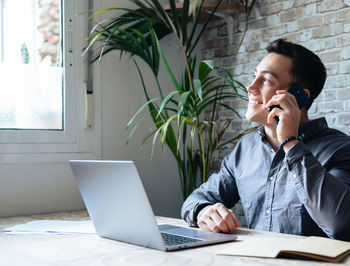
[304,88,311,98]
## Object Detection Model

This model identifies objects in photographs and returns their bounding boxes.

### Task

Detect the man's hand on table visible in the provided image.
[197,203,240,233]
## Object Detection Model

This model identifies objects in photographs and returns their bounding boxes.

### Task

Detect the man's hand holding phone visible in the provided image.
[267,82,309,147]
[267,82,308,123]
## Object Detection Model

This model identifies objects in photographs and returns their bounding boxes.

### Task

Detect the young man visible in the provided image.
[181,39,350,241]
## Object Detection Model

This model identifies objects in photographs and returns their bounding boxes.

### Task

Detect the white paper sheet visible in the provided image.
[2,220,96,235]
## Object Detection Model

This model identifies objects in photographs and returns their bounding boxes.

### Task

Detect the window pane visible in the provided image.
[0,0,63,130]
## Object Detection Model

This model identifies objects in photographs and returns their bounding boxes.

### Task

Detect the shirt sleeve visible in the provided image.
[285,141,350,241]
[181,151,240,227]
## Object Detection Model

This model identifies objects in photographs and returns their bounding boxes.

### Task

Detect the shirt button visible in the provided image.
[269,176,274,181]
[293,174,297,179]
[266,209,271,215]
[270,148,274,153]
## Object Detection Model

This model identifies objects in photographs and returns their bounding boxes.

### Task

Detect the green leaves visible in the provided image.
[157,91,178,118]
[21,43,30,64]
[193,80,202,101]
[151,29,181,91]
[84,0,250,199]
[198,60,214,80]
[178,91,191,123]
[126,51,248,198]
[83,5,171,75]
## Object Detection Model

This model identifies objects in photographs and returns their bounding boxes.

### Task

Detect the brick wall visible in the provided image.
[201,0,350,226]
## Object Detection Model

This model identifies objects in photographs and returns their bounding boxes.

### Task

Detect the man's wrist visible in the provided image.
[282,139,299,152]
[197,205,211,221]
[280,135,303,152]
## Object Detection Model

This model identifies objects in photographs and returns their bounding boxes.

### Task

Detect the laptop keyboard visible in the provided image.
[161,232,202,246]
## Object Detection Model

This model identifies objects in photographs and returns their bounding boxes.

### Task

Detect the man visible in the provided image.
[181,39,350,241]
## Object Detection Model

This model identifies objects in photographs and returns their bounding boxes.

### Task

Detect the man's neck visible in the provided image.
[264,126,280,151]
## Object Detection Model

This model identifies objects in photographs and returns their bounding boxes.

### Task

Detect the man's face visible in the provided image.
[245,52,294,125]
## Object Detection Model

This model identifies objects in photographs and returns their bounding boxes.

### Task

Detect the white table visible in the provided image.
[0,210,349,265]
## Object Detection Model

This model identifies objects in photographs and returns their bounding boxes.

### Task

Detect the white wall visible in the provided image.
[98,47,184,218]
[96,0,192,218]
[0,163,84,216]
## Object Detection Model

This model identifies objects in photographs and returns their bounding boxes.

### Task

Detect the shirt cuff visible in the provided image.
[284,141,311,171]
[283,141,311,203]
[184,202,212,227]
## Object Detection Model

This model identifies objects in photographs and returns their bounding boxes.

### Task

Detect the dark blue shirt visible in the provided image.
[181,118,350,241]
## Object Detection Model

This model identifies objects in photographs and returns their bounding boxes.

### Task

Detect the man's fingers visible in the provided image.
[269,91,299,111]
[210,211,231,232]
[267,107,282,124]
[198,215,221,232]
[217,206,238,232]
[230,209,241,227]
[198,210,228,233]
[198,203,241,233]
[197,218,211,232]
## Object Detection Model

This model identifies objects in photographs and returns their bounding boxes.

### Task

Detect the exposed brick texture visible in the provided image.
[201,0,350,226]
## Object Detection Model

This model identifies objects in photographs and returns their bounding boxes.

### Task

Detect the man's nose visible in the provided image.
[247,78,260,95]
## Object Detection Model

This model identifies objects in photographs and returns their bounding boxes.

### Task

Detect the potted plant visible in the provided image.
[84,0,256,199]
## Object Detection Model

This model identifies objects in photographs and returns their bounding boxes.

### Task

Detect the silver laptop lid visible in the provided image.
[70,160,166,251]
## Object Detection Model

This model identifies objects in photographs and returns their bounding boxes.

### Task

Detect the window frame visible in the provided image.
[0,0,100,160]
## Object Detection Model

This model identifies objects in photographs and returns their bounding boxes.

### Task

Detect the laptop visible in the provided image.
[69,160,237,251]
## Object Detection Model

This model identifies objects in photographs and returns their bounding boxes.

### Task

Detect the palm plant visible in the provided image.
[84,0,255,199]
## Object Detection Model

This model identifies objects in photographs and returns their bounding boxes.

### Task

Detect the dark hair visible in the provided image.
[266,39,327,110]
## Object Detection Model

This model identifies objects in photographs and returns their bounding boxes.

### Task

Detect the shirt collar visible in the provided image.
[298,117,328,141]
[256,117,328,141]
[257,125,265,139]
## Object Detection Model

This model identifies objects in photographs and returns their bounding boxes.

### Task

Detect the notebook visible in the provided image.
[217,236,350,263]
[69,160,237,251]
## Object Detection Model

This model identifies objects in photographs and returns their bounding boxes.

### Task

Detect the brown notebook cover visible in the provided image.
[217,236,350,263]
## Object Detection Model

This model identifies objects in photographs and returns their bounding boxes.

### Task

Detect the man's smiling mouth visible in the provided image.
[249,100,263,104]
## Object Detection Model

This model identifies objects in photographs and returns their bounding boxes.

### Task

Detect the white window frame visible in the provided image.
[0,0,101,162]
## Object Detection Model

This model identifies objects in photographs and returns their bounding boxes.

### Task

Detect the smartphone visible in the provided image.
[267,82,309,124]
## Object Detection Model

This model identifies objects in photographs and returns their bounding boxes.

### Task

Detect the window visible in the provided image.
[0,0,99,157]
[0,0,63,130]
[0,0,99,217]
